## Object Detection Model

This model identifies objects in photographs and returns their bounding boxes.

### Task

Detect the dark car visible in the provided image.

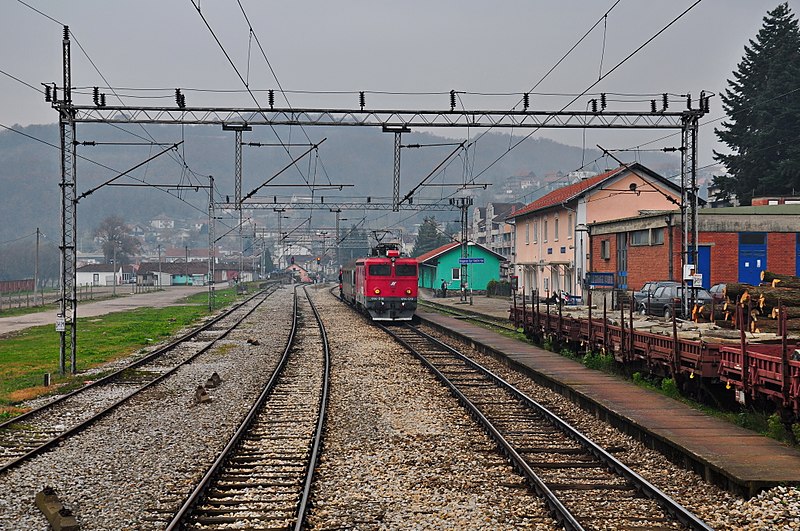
[633,281,680,307]
[638,285,713,318]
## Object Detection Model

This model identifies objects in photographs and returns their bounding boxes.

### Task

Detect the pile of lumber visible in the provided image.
[698,272,800,333]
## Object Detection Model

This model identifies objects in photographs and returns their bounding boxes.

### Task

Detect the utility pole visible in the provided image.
[34,228,40,303]
[208,175,215,310]
[451,196,473,302]
[157,244,162,289]
[275,208,286,270]
[112,241,117,296]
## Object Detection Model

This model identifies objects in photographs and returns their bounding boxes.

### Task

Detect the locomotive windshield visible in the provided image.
[395,264,417,276]
[368,264,392,276]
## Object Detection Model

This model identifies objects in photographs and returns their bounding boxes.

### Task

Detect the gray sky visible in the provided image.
[0,0,793,170]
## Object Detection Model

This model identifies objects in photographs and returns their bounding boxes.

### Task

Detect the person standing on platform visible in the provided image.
[441,279,447,298]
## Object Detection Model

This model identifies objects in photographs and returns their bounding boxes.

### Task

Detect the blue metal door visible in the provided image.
[697,246,711,289]
[738,233,767,285]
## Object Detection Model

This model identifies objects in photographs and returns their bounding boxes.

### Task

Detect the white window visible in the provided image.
[554,217,559,241]
[452,268,461,281]
[544,219,549,242]
[525,223,530,245]
[630,229,649,246]
[568,214,573,239]
[601,240,611,260]
[533,220,538,243]
[651,227,665,245]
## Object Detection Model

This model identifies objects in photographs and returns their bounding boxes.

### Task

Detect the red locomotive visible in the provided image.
[340,243,418,321]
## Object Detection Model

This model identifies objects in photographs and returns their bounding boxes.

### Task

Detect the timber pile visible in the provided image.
[698,271,800,334]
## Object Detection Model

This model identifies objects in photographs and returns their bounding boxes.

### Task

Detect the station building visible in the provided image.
[507,163,684,299]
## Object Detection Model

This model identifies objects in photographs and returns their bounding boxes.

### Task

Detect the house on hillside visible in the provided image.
[507,163,689,299]
[471,202,524,262]
[416,241,507,293]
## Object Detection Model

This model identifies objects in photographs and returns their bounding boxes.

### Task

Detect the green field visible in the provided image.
[0,286,242,418]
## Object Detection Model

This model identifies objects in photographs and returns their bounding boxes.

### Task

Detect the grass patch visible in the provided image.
[0,286,241,415]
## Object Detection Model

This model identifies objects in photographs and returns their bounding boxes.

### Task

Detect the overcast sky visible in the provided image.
[1,1,794,172]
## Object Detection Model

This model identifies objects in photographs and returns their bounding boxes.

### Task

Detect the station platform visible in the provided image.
[417,290,800,497]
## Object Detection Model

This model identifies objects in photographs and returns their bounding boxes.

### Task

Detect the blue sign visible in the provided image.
[458,257,485,264]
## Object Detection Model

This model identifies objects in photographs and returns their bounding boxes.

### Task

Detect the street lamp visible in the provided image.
[111,238,121,296]
[575,223,590,298]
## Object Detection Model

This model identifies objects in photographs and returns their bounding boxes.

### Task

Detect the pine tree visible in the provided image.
[713,3,800,204]
[412,216,450,257]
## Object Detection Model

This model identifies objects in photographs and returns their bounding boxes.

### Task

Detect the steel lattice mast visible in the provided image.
[56,26,78,375]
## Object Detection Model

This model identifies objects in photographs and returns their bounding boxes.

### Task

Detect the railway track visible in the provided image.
[418,299,517,331]
[380,323,713,531]
[0,283,279,475]
[166,285,330,530]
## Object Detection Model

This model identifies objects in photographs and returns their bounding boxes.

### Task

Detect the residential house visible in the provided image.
[76,263,134,286]
[507,163,685,299]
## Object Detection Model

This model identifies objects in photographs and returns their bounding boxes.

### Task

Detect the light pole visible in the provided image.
[575,224,589,300]
[157,244,162,289]
[111,239,119,296]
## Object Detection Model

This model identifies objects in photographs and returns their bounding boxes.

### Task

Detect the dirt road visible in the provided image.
[0,286,209,336]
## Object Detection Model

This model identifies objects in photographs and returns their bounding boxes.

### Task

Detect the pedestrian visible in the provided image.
[441,279,447,298]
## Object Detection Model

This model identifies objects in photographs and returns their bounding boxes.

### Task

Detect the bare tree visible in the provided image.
[94,216,142,265]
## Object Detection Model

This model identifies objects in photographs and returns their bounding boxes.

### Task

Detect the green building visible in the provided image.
[416,241,507,292]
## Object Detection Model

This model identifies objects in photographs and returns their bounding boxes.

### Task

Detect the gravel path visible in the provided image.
[307,287,557,530]
[0,287,294,530]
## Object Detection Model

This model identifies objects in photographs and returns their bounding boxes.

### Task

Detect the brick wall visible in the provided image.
[767,232,796,276]
[699,232,738,284]
[591,229,798,288]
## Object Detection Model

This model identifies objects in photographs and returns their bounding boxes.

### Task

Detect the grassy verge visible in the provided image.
[0,286,244,419]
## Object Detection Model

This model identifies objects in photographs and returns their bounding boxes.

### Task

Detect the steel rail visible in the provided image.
[294,286,331,531]
[381,323,713,531]
[166,285,330,531]
[418,299,516,331]
[0,285,276,475]
[0,283,276,432]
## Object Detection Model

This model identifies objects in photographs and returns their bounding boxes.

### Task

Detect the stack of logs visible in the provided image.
[698,271,800,333]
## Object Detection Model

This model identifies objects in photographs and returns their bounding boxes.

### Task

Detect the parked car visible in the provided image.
[709,283,727,302]
[633,281,680,307]
[638,285,713,319]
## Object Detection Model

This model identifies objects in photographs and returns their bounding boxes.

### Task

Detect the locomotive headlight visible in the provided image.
[405,288,412,295]
[373,288,381,295]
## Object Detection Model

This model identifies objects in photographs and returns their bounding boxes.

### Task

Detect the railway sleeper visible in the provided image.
[516,446,588,454]
[546,482,637,491]
[211,479,300,489]
[533,461,604,469]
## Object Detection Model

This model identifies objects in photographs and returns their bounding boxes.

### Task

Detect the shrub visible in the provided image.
[766,413,786,441]
[792,423,800,443]
[584,350,615,372]
[632,372,644,385]
[661,378,680,398]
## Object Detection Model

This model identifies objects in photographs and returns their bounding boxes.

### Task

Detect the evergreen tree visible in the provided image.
[713,3,800,204]
[412,216,450,257]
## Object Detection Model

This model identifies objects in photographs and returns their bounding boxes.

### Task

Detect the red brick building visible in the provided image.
[588,204,800,291]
